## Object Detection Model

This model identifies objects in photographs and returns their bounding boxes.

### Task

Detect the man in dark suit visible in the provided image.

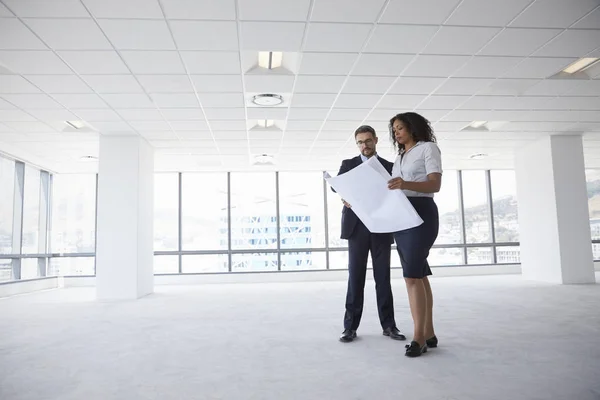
[335,125,406,343]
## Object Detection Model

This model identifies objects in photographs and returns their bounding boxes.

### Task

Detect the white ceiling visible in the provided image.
[0,0,600,173]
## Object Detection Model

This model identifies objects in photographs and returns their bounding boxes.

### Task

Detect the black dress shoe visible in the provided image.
[405,341,427,357]
[426,335,438,348]
[382,326,406,341]
[339,329,357,343]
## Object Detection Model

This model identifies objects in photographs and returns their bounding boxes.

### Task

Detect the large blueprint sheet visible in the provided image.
[324,157,423,233]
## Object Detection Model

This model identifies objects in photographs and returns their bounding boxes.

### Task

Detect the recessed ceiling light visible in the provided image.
[562,58,599,74]
[469,153,488,160]
[469,120,487,129]
[257,119,275,128]
[253,154,275,165]
[258,51,283,69]
[65,120,85,129]
[79,155,98,162]
[252,93,283,106]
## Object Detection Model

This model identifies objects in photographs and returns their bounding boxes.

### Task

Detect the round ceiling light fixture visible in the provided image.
[251,93,283,106]
[469,153,488,160]
[80,155,98,162]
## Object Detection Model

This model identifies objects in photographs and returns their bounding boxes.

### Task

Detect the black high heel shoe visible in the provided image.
[405,341,427,357]
[426,335,438,348]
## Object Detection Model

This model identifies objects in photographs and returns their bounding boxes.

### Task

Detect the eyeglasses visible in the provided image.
[356,139,374,146]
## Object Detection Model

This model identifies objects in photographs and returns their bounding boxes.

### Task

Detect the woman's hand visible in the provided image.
[388,177,406,190]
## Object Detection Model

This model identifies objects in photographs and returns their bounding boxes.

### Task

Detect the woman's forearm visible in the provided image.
[402,180,441,193]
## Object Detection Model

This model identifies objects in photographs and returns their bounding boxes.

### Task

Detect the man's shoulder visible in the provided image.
[341,156,361,166]
[377,155,394,166]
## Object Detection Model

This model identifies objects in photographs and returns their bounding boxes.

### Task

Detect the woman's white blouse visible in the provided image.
[391,141,443,198]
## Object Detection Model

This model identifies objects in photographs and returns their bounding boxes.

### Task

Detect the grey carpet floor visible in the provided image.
[1,273,599,400]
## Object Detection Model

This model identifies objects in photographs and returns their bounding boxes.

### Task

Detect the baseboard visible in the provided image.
[0,277,59,298]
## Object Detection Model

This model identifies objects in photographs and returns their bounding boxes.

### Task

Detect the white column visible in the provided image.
[96,135,154,300]
[515,134,595,284]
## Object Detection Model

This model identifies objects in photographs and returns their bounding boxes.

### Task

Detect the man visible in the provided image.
[335,125,405,343]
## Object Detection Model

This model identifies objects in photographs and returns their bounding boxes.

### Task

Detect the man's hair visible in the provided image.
[354,125,377,138]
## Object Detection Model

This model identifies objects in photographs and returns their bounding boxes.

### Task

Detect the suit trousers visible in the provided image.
[344,220,395,331]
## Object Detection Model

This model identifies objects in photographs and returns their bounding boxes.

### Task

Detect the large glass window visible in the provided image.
[435,170,461,245]
[51,174,96,253]
[0,157,14,254]
[462,171,491,244]
[22,166,40,254]
[154,173,179,251]
[279,172,326,249]
[326,169,346,249]
[586,169,600,242]
[182,173,228,251]
[48,257,95,276]
[230,173,277,250]
[490,171,519,242]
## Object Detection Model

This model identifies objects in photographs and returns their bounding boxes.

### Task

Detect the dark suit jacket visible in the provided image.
[334,155,394,242]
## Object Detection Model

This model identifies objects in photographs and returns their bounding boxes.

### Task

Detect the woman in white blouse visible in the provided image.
[387,112,442,358]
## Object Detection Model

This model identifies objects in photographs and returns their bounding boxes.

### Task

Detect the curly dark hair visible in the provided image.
[389,112,436,154]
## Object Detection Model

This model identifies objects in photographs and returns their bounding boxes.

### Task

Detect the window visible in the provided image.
[154,173,178,251]
[461,171,491,244]
[586,169,600,243]
[230,173,276,250]
[435,170,461,245]
[490,171,519,242]
[51,174,96,253]
[0,157,14,254]
[21,166,40,254]
[326,169,347,249]
[182,173,228,251]
[279,172,326,249]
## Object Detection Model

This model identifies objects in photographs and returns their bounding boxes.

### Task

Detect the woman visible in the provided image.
[387,112,442,358]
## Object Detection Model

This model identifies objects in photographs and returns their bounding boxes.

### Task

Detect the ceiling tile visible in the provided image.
[287,108,329,120]
[285,120,323,131]
[353,54,414,76]
[53,94,109,109]
[418,95,470,110]
[244,74,295,93]
[446,0,532,26]
[479,78,540,95]
[365,25,438,54]
[454,56,523,78]
[0,3,13,16]
[342,76,395,94]
[510,0,599,28]
[523,79,590,96]
[423,27,502,55]
[380,0,461,24]
[299,53,358,75]
[73,108,123,121]
[246,107,288,120]
[321,121,362,131]
[2,0,89,17]
[402,55,470,77]
[90,121,135,133]
[181,52,241,74]
[378,94,426,109]
[81,75,144,93]
[434,78,494,95]
[129,121,172,131]
[239,0,311,21]
[209,119,246,129]
[137,75,193,93]
[82,0,164,18]
[117,109,164,121]
[0,109,38,121]
[2,93,62,109]
[240,22,305,51]
[573,6,600,28]
[120,51,185,74]
[335,94,381,109]
[294,75,346,93]
[161,108,207,120]
[150,93,198,108]
[58,51,130,74]
[198,93,245,108]
[388,77,446,95]
[0,51,72,74]
[304,23,371,53]
[192,75,243,93]
[203,108,246,120]
[291,93,336,108]
[0,75,42,93]
[327,108,370,121]
[0,19,46,50]
[170,121,209,131]
[311,0,386,23]
[0,98,17,109]
[98,20,175,50]
[24,19,112,50]
[480,28,562,57]
[3,121,56,132]
[102,94,154,109]
[533,29,600,57]
[504,57,576,79]
[170,21,238,51]
[160,0,236,20]
[25,74,91,94]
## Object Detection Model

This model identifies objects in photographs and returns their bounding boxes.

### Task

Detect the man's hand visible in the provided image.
[342,199,352,208]
[388,177,406,190]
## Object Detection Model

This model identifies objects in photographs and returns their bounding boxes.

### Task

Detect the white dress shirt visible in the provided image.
[391,141,443,198]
